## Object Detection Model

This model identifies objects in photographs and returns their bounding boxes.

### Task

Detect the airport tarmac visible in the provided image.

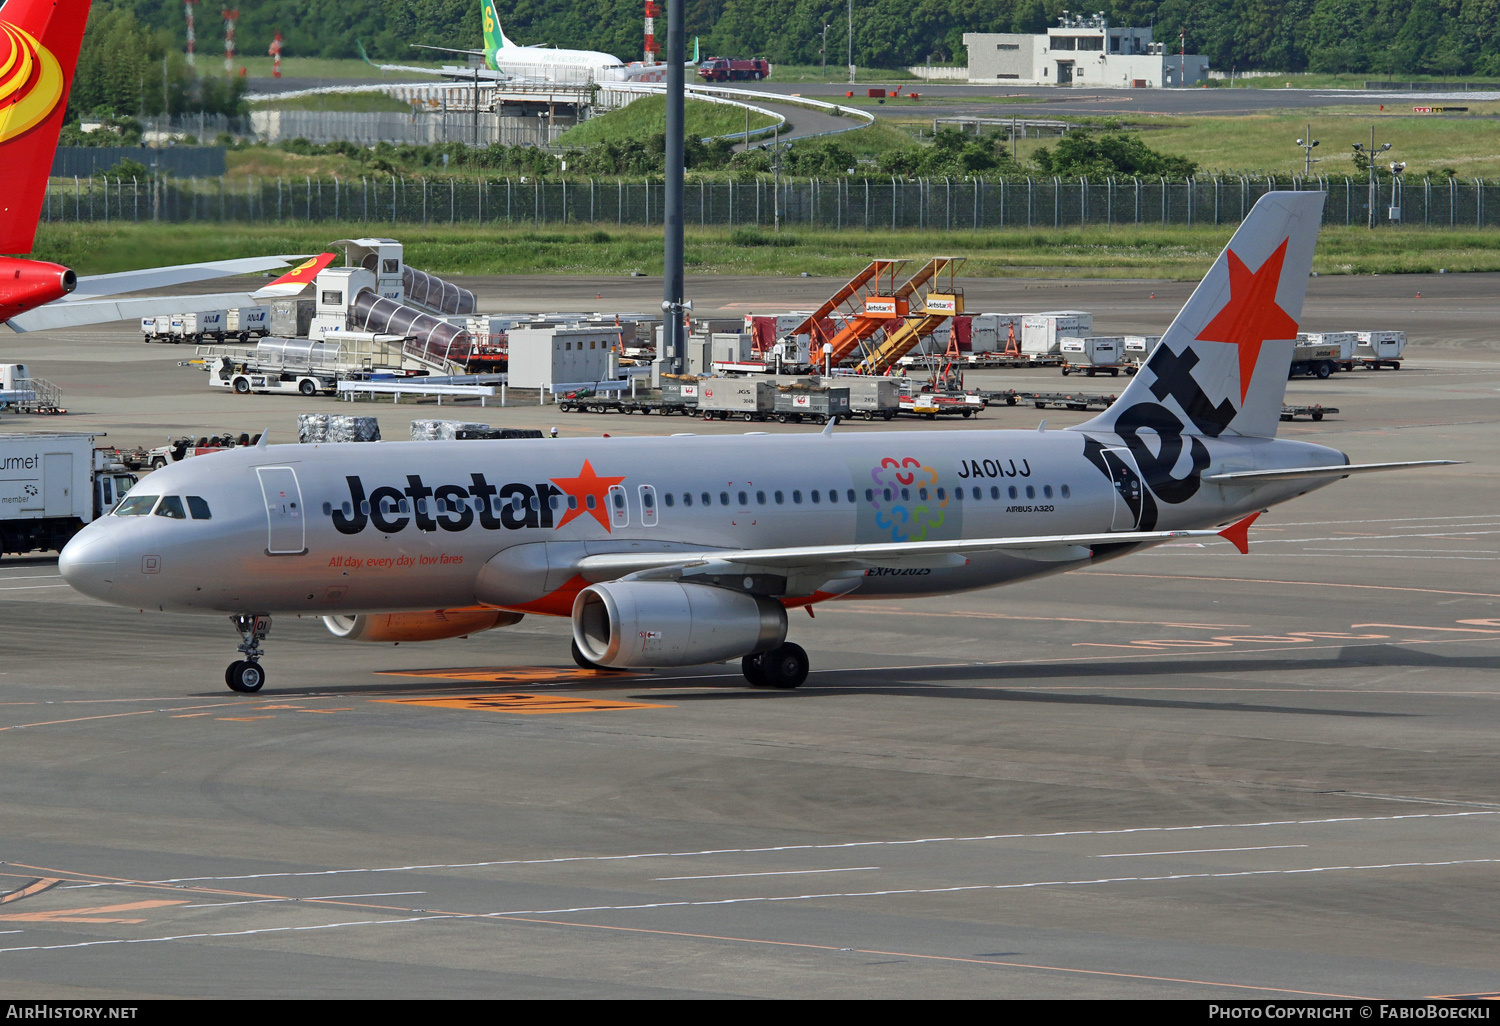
[0,274,1498,998]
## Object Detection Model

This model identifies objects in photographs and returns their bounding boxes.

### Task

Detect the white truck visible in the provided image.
[0,433,137,556]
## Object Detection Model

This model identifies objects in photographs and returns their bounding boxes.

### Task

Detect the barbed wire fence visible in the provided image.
[41,174,1496,230]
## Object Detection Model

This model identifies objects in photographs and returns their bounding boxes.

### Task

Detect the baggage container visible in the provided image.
[1021,311,1092,356]
[969,313,1025,354]
[228,305,271,341]
[181,310,227,342]
[1353,330,1406,369]
[660,375,701,405]
[773,385,851,423]
[269,298,316,339]
[698,378,775,420]
[841,376,900,420]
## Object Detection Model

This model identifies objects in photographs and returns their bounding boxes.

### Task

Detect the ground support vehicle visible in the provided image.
[226,306,271,344]
[1279,404,1338,422]
[772,386,850,425]
[120,432,256,471]
[842,377,899,421]
[0,364,64,415]
[1289,340,1345,379]
[697,57,770,81]
[209,357,337,397]
[0,434,137,556]
[897,393,982,419]
[559,396,697,416]
[1016,391,1119,412]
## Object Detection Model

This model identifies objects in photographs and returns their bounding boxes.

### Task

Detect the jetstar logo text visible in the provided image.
[330,462,624,536]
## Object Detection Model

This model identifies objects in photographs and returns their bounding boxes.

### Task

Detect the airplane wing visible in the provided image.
[67,256,304,301]
[572,514,1265,585]
[1205,461,1462,483]
[9,253,338,332]
[7,292,261,332]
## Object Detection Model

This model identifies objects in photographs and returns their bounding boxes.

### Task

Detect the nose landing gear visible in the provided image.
[226,614,271,693]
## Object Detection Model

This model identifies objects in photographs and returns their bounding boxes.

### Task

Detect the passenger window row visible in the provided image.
[113,494,212,519]
[659,484,1072,508]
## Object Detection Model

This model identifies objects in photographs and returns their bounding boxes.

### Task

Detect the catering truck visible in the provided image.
[0,433,137,556]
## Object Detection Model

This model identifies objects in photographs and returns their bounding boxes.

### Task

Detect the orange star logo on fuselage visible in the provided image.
[551,460,625,532]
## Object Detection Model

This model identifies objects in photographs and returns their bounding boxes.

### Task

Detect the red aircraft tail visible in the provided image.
[0,0,91,255]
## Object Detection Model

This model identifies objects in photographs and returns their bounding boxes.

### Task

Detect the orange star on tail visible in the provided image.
[1195,238,1300,402]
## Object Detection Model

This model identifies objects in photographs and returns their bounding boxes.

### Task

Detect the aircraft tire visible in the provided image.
[762,643,808,689]
[226,660,265,693]
[742,652,770,686]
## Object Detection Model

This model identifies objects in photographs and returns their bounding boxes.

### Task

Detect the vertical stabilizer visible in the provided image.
[1075,191,1326,440]
[0,0,91,255]
[480,0,514,52]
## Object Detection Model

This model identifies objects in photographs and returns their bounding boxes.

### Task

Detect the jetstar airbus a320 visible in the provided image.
[58,192,1454,693]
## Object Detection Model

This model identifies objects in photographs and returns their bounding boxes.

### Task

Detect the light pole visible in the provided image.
[1295,125,1319,175]
[847,0,854,84]
[1351,125,1392,229]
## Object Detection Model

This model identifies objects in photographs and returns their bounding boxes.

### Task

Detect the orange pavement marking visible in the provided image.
[0,899,185,924]
[377,666,638,684]
[376,693,670,715]
[216,716,276,722]
[0,879,60,905]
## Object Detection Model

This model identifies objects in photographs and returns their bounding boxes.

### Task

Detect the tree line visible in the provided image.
[88,0,1500,76]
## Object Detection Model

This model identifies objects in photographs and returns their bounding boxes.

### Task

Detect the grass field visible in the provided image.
[556,96,779,147]
[30,221,1500,280]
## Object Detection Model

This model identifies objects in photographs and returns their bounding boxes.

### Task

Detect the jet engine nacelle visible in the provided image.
[0,258,76,323]
[572,581,787,668]
[322,609,523,643]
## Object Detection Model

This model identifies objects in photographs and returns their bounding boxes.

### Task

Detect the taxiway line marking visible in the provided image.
[61,811,1497,886]
[655,867,879,881]
[1081,571,1500,599]
[1094,846,1309,858]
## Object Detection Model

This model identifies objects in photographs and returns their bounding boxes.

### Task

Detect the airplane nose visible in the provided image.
[58,532,117,599]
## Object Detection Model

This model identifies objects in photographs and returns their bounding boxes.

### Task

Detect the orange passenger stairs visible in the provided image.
[788,259,909,366]
[853,258,966,376]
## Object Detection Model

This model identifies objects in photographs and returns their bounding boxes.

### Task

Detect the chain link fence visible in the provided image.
[41,174,1500,230]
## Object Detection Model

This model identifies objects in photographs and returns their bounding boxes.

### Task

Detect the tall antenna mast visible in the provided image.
[643,1,659,65]
[184,0,199,67]
[222,8,238,75]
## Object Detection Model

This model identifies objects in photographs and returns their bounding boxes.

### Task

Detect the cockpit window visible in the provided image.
[186,496,212,520]
[114,495,158,516]
[154,496,187,519]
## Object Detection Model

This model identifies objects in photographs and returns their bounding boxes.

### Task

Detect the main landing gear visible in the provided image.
[226,614,271,693]
[742,642,809,689]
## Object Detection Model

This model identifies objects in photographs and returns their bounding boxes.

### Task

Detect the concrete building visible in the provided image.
[963,13,1209,88]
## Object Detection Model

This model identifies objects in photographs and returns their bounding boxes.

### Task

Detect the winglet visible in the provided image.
[821,416,837,436]
[356,39,374,66]
[253,252,336,298]
[1217,510,1264,555]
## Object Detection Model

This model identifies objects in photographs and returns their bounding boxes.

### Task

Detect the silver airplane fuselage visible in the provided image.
[59,427,1346,618]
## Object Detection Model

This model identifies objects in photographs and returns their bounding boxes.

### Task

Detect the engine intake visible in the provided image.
[322,609,522,643]
[572,581,787,668]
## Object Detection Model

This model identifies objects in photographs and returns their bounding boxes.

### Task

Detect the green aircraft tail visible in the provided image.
[479,0,513,53]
